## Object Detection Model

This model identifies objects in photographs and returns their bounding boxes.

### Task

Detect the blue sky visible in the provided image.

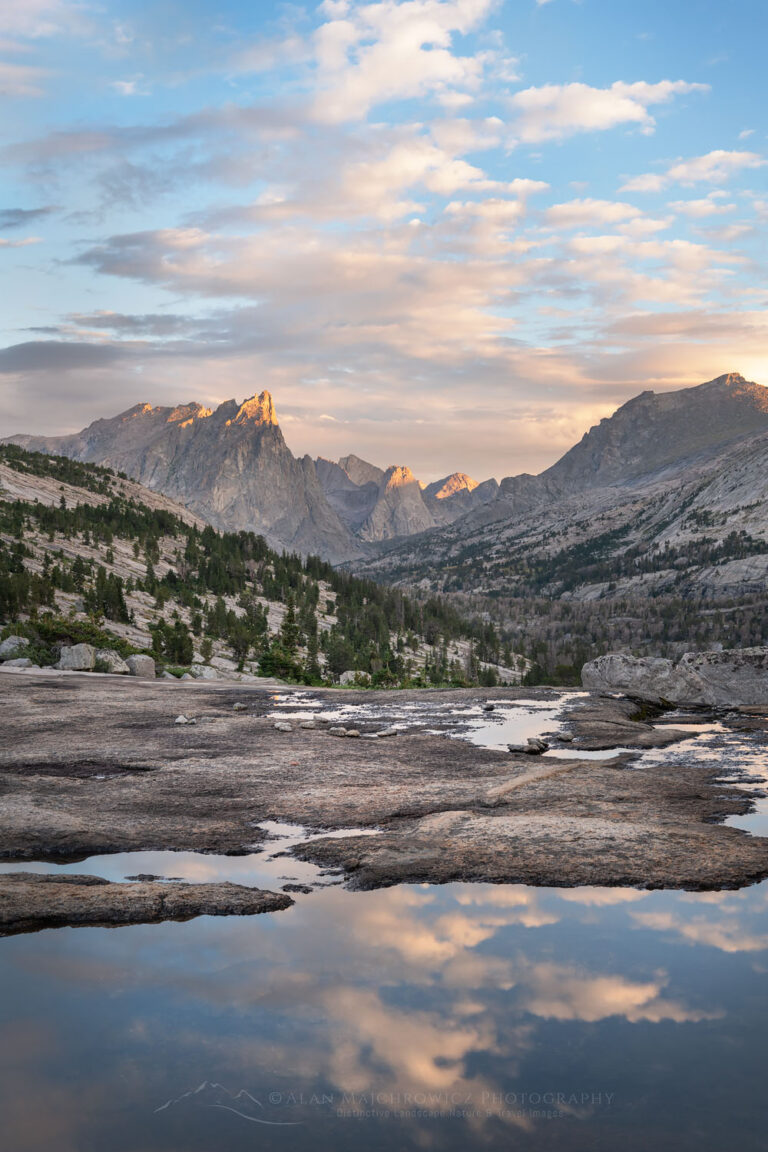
[1,0,766,480]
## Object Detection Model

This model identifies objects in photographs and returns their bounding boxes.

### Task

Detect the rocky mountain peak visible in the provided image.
[383,465,418,490]
[228,391,278,427]
[425,472,478,500]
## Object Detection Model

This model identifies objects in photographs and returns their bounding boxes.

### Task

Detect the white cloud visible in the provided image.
[669,194,735,218]
[622,149,765,192]
[311,0,495,122]
[543,198,640,229]
[508,80,707,143]
[0,60,49,96]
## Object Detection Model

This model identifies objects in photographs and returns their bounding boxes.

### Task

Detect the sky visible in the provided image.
[0,0,766,482]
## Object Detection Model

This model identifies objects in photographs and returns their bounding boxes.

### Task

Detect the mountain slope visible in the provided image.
[356,374,768,603]
[0,444,524,686]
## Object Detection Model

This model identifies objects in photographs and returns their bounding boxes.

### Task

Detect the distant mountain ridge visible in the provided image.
[6,373,767,576]
[355,373,768,604]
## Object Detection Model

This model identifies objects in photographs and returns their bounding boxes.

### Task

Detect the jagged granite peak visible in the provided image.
[359,464,436,541]
[424,472,479,500]
[382,464,419,490]
[228,390,279,427]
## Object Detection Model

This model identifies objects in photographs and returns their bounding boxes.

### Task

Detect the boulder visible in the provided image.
[188,664,220,680]
[95,649,130,675]
[299,719,316,729]
[507,737,549,755]
[126,654,156,679]
[56,643,96,671]
[339,670,358,685]
[0,635,29,660]
[581,647,768,708]
[3,657,34,668]
[274,721,293,732]
[328,726,348,737]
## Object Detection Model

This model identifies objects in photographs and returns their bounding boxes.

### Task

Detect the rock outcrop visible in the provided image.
[582,647,768,708]
[0,873,292,936]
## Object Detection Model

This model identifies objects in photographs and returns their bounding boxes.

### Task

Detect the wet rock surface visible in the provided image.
[0,871,292,936]
[0,671,766,930]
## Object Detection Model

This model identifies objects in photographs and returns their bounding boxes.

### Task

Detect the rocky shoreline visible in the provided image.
[0,670,767,935]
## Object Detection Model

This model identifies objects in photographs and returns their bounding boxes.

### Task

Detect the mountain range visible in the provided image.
[7,389,499,562]
[7,372,768,601]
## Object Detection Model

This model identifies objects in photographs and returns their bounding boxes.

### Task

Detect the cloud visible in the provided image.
[110,76,149,97]
[0,236,42,248]
[0,206,56,230]
[669,193,735,218]
[0,60,49,96]
[311,0,495,122]
[522,963,719,1023]
[631,910,768,954]
[542,198,640,229]
[621,149,765,192]
[0,341,126,373]
[508,80,707,143]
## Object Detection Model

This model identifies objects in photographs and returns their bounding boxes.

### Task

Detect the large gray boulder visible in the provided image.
[95,649,130,675]
[188,664,220,680]
[56,643,96,671]
[126,654,156,678]
[582,647,768,708]
[0,635,30,660]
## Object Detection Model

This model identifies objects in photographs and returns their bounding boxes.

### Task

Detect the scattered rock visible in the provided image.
[374,726,400,738]
[3,657,33,668]
[345,729,361,738]
[95,648,130,675]
[328,726,348,736]
[56,643,96,671]
[559,733,574,743]
[482,703,495,712]
[126,654,156,679]
[233,702,248,711]
[281,883,313,894]
[299,720,316,729]
[0,636,30,660]
[161,670,177,680]
[180,672,194,681]
[274,721,293,732]
[174,715,196,725]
